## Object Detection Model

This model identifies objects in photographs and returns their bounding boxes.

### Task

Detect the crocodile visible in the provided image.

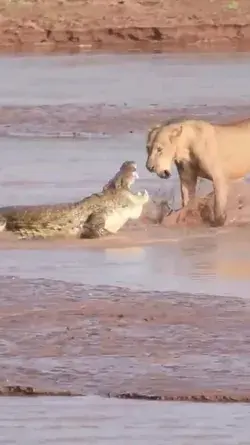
[0,161,149,239]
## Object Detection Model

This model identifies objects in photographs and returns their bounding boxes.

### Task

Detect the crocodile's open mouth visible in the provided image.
[129,164,139,185]
[104,160,144,195]
[132,170,139,180]
[127,163,140,191]
[127,164,147,197]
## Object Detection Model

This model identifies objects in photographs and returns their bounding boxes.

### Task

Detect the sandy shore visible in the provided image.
[1,0,250,54]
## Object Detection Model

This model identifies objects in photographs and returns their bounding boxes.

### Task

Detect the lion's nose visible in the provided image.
[146,163,155,173]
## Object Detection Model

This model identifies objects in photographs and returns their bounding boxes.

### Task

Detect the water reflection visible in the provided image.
[1,226,250,297]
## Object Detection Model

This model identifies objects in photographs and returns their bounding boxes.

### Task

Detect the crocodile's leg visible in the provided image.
[16,227,48,240]
[80,212,111,239]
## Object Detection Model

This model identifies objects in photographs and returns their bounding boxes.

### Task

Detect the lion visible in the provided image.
[146,117,250,226]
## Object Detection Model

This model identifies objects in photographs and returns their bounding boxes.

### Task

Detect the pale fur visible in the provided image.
[146,118,250,226]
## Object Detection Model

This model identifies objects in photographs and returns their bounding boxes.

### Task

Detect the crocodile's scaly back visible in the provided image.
[0,193,106,237]
[0,160,149,239]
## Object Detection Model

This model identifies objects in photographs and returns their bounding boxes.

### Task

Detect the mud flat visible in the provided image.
[1,276,250,401]
[1,0,250,53]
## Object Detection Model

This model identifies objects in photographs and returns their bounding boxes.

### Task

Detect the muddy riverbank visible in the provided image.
[1,0,250,53]
[1,276,250,401]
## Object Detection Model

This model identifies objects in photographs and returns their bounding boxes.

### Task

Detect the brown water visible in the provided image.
[1,52,250,442]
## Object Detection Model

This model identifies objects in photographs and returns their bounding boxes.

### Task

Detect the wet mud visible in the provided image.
[114,393,250,403]
[1,103,250,139]
[0,385,74,397]
[161,181,250,229]
[1,276,250,401]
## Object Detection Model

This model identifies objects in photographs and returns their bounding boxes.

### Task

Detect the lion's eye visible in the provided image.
[157,146,162,153]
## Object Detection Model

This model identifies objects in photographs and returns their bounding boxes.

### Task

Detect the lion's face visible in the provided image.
[146,125,182,179]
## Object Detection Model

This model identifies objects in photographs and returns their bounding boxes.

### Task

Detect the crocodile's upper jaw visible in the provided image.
[126,169,139,190]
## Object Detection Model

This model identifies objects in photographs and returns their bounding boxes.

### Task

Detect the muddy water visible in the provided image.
[0,133,250,297]
[1,53,250,441]
[1,397,250,445]
[1,53,250,108]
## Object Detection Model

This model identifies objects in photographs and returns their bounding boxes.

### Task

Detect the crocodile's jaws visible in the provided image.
[0,161,149,239]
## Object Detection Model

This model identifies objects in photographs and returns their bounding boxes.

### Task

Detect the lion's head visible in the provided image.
[146,122,184,179]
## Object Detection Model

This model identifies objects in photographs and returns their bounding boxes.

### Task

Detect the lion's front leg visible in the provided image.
[195,154,228,227]
[176,162,197,207]
[212,175,228,227]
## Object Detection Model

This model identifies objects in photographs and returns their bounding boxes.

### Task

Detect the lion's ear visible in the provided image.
[148,123,161,134]
[169,125,182,142]
[147,123,162,150]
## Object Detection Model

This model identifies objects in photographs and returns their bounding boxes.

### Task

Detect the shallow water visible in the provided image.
[0,131,250,298]
[1,52,250,440]
[1,228,250,297]
[1,52,250,108]
[1,396,250,445]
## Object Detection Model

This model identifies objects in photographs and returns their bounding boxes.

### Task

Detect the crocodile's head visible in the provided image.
[99,161,149,233]
[102,161,139,192]
[81,161,149,238]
